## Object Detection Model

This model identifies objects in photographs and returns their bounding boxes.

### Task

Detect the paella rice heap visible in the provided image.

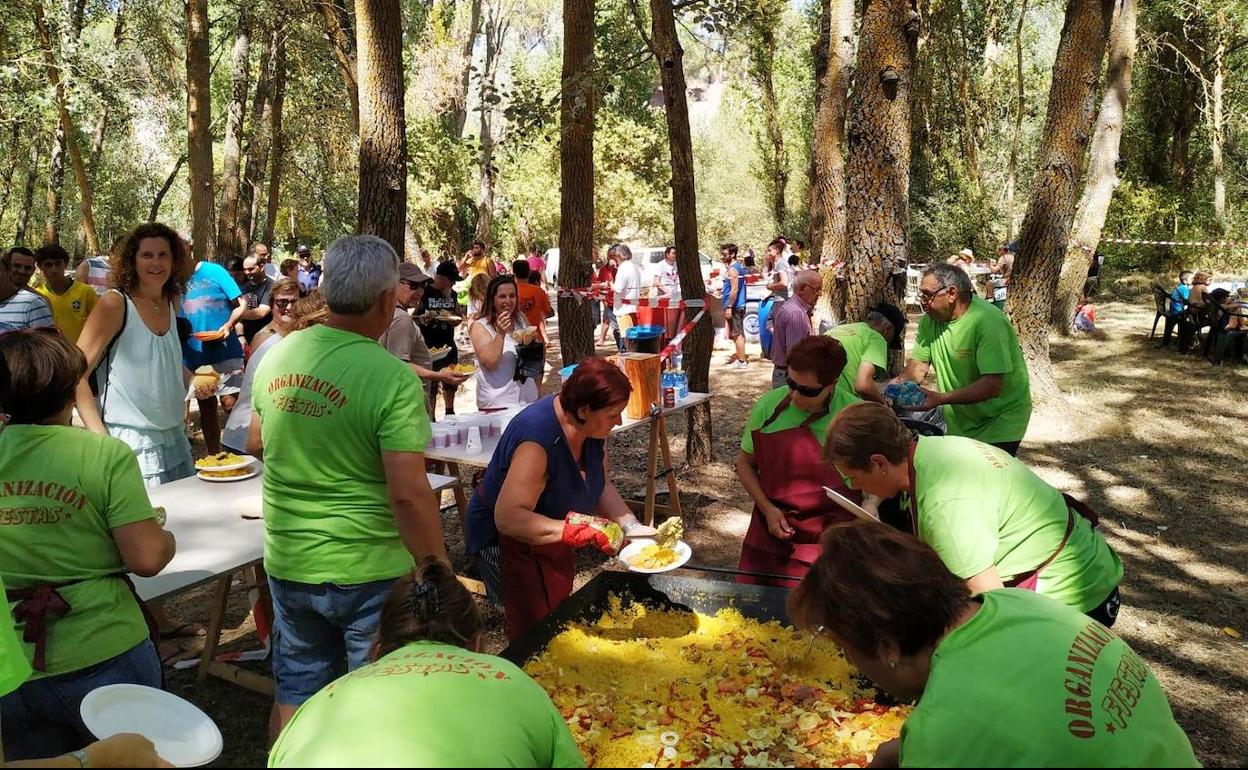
[523,597,908,768]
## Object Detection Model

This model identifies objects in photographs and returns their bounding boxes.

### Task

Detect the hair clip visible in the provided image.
[409,580,441,616]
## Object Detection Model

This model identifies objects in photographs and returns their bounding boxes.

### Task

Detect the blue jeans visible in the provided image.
[0,640,160,760]
[268,576,397,706]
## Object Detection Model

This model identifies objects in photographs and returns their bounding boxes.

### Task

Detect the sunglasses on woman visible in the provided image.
[273,298,297,309]
[786,376,826,398]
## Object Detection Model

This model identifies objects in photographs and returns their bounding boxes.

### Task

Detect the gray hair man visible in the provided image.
[609,243,642,337]
[247,234,448,741]
[893,262,1032,455]
[769,269,822,389]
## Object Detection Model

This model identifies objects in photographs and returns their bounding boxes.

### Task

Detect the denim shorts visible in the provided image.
[0,639,161,760]
[268,576,397,706]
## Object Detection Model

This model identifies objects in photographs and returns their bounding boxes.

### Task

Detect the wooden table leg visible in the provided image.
[657,414,683,519]
[447,461,470,543]
[644,418,661,526]
[197,573,233,683]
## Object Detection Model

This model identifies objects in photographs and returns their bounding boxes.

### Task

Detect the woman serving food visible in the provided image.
[465,358,656,639]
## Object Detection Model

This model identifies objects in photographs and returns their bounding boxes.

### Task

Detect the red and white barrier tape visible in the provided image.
[1103,237,1248,248]
[659,309,707,363]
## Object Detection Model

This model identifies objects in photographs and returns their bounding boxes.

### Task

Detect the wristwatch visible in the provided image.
[70,748,90,767]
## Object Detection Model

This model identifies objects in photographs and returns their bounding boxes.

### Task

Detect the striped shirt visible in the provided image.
[0,289,54,334]
[770,293,813,368]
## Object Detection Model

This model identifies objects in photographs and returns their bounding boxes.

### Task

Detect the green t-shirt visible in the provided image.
[913,436,1122,611]
[252,324,432,585]
[740,384,860,454]
[912,297,1032,443]
[828,322,888,405]
[0,573,31,697]
[269,641,585,768]
[900,590,1199,768]
[0,425,156,678]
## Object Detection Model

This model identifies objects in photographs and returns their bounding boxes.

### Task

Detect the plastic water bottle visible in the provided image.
[884,381,926,408]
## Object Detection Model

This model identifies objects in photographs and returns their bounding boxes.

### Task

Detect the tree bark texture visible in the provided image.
[837,0,919,323]
[354,0,408,256]
[1052,0,1134,331]
[556,0,596,366]
[317,0,360,134]
[149,155,186,222]
[89,0,126,174]
[647,0,713,464]
[217,9,252,260]
[15,138,41,245]
[475,4,506,244]
[33,0,100,254]
[0,123,21,226]
[44,116,65,243]
[240,30,275,244]
[1004,0,1027,240]
[263,33,287,247]
[1005,0,1113,398]
[748,0,788,230]
[810,0,854,309]
[448,0,483,139]
[186,0,216,262]
[1210,15,1227,227]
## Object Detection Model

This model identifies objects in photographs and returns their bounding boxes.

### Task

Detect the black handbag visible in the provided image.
[514,341,546,383]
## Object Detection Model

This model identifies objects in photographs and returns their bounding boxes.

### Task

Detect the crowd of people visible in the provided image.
[0,227,1203,768]
[1158,269,1248,362]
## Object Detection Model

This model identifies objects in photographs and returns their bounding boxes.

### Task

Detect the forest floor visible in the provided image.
[164,296,1248,767]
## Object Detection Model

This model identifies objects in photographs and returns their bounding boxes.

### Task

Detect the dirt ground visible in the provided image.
[164,297,1247,767]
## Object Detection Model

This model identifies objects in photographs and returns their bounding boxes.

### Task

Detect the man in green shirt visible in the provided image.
[827,303,906,405]
[898,263,1032,455]
[248,235,449,740]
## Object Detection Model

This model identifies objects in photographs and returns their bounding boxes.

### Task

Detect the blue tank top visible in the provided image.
[722,262,746,309]
[465,396,607,555]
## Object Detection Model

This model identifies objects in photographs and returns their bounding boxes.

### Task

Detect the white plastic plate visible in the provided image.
[197,468,260,483]
[80,684,223,767]
[193,454,257,473]
[618,538,693,574]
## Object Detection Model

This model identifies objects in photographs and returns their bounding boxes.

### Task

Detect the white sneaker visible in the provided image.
[732,360,749,370]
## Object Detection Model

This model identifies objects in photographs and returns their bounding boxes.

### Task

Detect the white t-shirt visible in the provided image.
[770,260,794,299]
[654,259,681,302]
[613,259,642,315]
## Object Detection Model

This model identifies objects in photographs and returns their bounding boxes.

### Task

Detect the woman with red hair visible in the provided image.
[465,357,657,639]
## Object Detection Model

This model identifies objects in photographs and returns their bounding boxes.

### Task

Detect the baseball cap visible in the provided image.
[435,261,461,282]
[296,244,311,256]
[398,263,431,284]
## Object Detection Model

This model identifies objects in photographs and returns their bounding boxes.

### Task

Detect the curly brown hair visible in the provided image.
[109,222,193,300]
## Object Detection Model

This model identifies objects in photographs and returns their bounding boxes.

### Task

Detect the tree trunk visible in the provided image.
[33,0,100,254]
[647,0,713,464]
[263,33,287,247]
[447,0,484,138]
[1005,0,1113,398]
[15,138,41,245]
[354,0,408,255]
[44,123,65,243]
[474,5,504,244]
[240,30,275,244]
[186,0,216,262]
[149,155,186,222]
[316,0,360,134]
[749,1,788,230]
[1210,15,1227,228]
[1004,0,1027,240]
[981,0,1004,79]
[1170,69,1199,190]
[556,0,596,366]
[837,0,919,322]
[89,0,126,174]
[1052,0,1135,331]
[811,0,854,310]
[217,9,251,260]
[953,0,981,190]
[0,123,21,225]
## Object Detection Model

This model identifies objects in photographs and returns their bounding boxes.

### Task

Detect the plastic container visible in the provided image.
[624,325,664,354]
[559,364,578,383]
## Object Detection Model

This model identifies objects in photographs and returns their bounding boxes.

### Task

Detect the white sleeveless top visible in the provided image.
[97,291,186,431]
[473,317,539,410]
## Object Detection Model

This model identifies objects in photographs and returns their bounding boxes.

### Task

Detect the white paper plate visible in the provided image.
[618,538,693,574]
[197,468,260,483]
[80,684,223,767]
[193,454,257,473]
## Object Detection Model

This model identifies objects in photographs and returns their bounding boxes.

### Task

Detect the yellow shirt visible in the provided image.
[464,255,492,279]
[35,280,98,342]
